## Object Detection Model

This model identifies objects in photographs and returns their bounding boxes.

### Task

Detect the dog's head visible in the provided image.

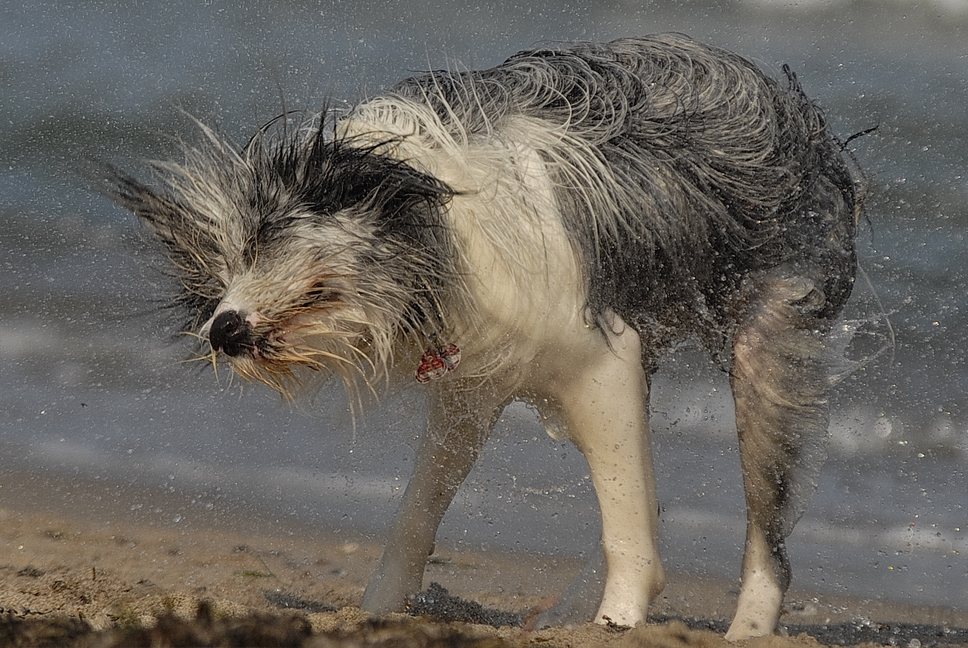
[102,116,454,398]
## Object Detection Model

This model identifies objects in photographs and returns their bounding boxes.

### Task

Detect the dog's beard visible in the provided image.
[209,304,396,405]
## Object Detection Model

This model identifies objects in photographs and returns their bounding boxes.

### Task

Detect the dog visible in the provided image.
[102,34,864,639]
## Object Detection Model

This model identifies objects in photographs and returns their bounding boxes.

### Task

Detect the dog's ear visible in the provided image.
[97,163,227,271]
[94,163,227,322]
[95,163,193,249]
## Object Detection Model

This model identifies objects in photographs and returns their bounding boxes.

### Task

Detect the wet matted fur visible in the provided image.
[102,34,864,639]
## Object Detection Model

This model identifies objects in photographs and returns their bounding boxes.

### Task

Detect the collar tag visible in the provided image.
[415,343,461,383]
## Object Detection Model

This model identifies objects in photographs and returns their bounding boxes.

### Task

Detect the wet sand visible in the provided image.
[1,469,966,647]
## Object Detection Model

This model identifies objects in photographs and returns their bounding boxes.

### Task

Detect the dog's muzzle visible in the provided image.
[209,310,254,357]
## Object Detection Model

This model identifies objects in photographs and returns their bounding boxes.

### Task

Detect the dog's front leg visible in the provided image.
[362,384,506,614]
[554,318,664,627]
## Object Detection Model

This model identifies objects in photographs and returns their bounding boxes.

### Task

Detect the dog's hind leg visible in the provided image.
[547,313,664,627]
[726,271,833,640]
[362,385,507,614]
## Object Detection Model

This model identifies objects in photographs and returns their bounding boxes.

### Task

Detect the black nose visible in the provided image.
[208,311,253,357]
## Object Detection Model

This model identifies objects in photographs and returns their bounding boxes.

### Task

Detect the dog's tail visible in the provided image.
[842,124,878,227]
[827,123,894,383]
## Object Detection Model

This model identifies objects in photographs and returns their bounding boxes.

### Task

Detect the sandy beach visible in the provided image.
[2,469,966,647]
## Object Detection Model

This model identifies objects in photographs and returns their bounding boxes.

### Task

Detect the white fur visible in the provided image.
[343,99,672,628]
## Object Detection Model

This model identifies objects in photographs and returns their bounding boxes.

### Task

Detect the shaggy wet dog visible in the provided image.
[103,34,863,639]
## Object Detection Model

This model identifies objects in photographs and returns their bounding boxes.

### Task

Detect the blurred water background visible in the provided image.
[1,0,966,612]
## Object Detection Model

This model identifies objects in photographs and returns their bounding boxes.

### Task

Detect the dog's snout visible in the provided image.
[209,311,253,357]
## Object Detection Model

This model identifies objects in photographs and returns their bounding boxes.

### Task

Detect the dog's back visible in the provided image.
[383,33,860,357]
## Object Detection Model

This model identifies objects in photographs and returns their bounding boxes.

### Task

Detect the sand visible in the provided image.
[1,469,966,647]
